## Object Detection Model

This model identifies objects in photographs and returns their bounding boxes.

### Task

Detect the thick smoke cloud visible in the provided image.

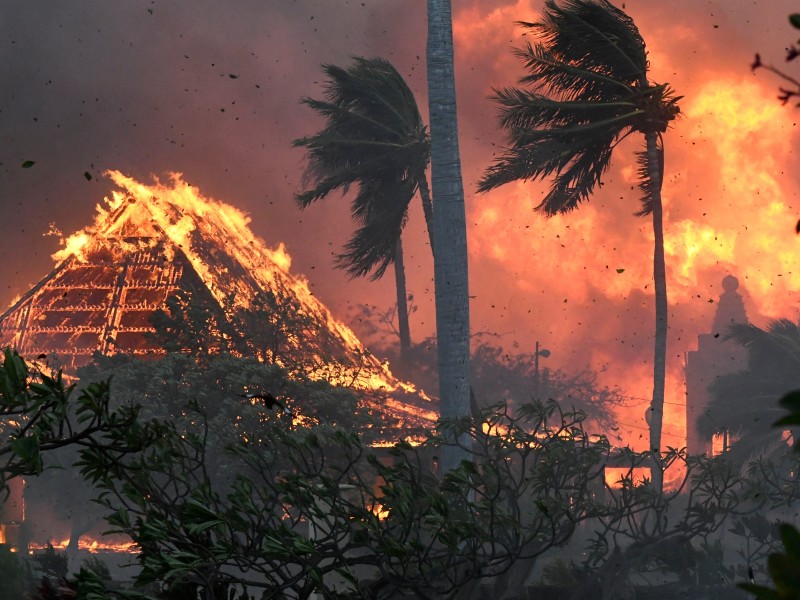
[1,0,798,446]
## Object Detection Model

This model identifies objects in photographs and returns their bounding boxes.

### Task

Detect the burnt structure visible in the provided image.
[685,275,748,456]
[0,171,436,428]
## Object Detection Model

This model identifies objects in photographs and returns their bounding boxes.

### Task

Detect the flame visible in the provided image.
[29,537,138,554]
[468,68,800,452]
[682,77,800,317]
[28,171,435,432]
[269,242,292,272]
[52,232,90,263]
[604,467,651,489]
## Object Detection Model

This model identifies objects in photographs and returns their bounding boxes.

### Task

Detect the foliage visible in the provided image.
[741,524,800,600]
[81,555,112,582]
[699,320,800,463]
[477,0,680,213]
[75,399,608,599]
[477,0,680,492]
[537,442,800,599]
[739,378,800,599]
[147,282,382,395]
[147,284,320,375]
[469,342,621,430]
[775,389,800,452]
[32,544,69,579]
[294,56,431,280]
[0,543,33,599]
[348,319,620,434]
[0,348,140,498]
[147,284,230,359]
[77,351,390,445]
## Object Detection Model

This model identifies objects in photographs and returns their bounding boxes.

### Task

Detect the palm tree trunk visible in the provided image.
[646,130,667,494]
[393,237,411,361]
[427,0,471,474]
[417,169,435,252]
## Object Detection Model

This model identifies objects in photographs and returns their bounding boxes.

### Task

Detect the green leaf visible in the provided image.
[262,535,289,555]
[187,519,224,535]
[309,567,324,587]
[28,382,54,397]
[292,536,316,555]
[21,160,35,168]
[11,435,41,469]
[380,537,409,558]
[183,499,222,521]
[790,14,800,29]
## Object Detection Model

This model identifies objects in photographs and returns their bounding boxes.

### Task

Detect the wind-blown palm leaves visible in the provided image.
[478,0,680,491]
[478,0,679,213]
[699,320,800,463]
[294,57,432,280]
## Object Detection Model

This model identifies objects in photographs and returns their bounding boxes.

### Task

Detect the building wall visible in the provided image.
[685,275,748,457]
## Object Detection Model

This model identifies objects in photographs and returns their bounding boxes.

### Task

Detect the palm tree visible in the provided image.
[293,57,434,359]
[478,0,680,491]
[427,0,472,473]
[698,320,800,464]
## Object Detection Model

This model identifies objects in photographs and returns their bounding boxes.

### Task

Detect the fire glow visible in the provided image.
[1,171,436,433]
[29,538,138,555]
[469,71,800,450]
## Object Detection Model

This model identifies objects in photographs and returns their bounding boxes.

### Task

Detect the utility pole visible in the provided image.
[534,341,551,398]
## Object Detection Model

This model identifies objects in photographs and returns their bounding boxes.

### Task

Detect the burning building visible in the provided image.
[0,170,436,427]
[0,170,440,556]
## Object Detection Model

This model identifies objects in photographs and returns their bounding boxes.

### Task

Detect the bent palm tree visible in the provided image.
[294,57,433,358]
[478,0,680,491]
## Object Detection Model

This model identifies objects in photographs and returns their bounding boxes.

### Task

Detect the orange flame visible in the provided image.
[469,71,800,452]
[41,171,436,433]
[29,537,138,554]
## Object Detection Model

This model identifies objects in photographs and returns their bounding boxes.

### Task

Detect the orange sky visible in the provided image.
[1,0,799,448]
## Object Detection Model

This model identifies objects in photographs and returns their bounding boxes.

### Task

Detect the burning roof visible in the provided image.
[0,171,436,429]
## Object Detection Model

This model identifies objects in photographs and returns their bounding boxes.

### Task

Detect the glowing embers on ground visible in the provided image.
[28,538,138,554]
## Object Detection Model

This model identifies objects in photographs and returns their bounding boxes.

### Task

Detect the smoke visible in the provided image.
[1,0,798,447]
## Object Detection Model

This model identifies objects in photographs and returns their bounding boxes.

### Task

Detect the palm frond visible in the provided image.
[513,43,634,101]
[293,56,430,279]
[491,86,638,133]
[730,320,800,370]
[480,0,678,213]
[320,59,423,137]
[633,135,663,216]
[296,97,401,140]
[335,176,415,280]
[294,150,404,207]
[522,0,647,87]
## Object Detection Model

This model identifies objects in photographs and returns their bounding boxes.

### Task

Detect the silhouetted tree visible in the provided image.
[478,0,680,491]
[77,399,608,599]
[751,13,800,107]
[294,57,433,359]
